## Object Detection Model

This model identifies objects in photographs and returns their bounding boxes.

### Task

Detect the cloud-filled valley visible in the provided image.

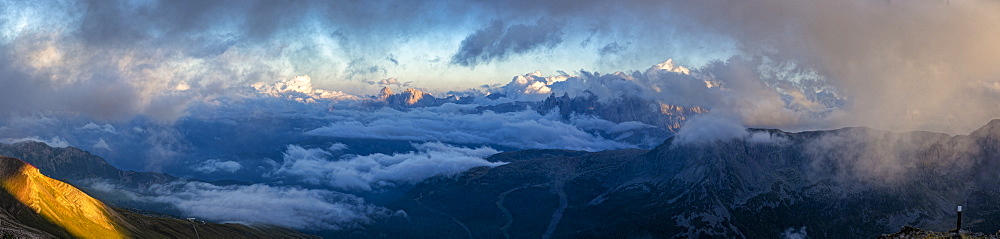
[306,106,645,151]
[91,179,394,230]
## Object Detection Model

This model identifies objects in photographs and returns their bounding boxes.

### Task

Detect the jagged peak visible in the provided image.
[647,59,691,75]
[378,86,393,101]
[401,88,429,105]
[402,88,426,95]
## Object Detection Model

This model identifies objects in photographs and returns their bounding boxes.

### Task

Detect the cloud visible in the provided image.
[93,138,111,151]
[129,181,390,230]
[674,115,747,144]
[0,113,209,172]
[492,59,700,103]
[445,0,1000,135]
[366,77,415,88]
[486,57,835,139]
[491,71,574,101]
[252,75,359,103]
[4,0,998,196]
[4,0,997,136]
[466,57,831,145]
[327,142,349,152]
[792,124,986,186]
[271,142,504,191]
[746,131,790,145]
[306,105,643,151]
[451,18,566,67]
[139,125,190,171]
[781,226,808,239]
[0,136,70,148]
[663,0,1000,134]
[0,0,462,122]
[192,159,243,174]
[597,42,628,56]
[80,122,117,134]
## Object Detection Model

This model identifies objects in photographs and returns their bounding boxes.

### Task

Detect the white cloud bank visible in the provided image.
[307,105,644,151]
[132,181,390,230]
[191,159,243,174]
[252,75,360,103]
[271,142,505,191]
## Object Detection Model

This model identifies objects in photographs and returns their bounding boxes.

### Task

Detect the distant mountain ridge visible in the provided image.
[365,87,474,109]
[337,119,1000,238]
[364,86,702,135]
[0,142,174,189]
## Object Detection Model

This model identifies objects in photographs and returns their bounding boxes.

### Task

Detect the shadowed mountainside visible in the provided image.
[336,119,1000,238]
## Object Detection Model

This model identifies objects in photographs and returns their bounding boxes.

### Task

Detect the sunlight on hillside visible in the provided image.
[1,163,127,239]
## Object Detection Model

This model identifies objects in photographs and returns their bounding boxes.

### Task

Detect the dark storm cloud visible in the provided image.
[451,18,566,67]
[597,42,628,56]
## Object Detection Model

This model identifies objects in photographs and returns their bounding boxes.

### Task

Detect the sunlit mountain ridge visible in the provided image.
[0,156,318,239]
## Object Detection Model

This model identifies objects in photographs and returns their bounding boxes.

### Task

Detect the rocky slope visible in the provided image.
[0,156,317,239]
[336,119,1000,238]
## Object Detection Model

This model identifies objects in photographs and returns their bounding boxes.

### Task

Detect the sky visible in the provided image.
[0,0,737,120]
[3,0,1000,232]
[2,0,999,134]
[0,0,735,90]
[2,0,1000,173]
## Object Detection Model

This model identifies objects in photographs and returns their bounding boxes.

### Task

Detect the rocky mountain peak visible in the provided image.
[378,86,393,101]
[401,88,427,105]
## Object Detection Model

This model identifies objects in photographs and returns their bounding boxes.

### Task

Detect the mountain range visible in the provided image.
[334,119,1000,238]
[366,85,701,134]
[5,120,1000,238]
[0,142,175,189]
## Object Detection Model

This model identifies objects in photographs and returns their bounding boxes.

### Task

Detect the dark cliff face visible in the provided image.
[337,120,1000,238]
